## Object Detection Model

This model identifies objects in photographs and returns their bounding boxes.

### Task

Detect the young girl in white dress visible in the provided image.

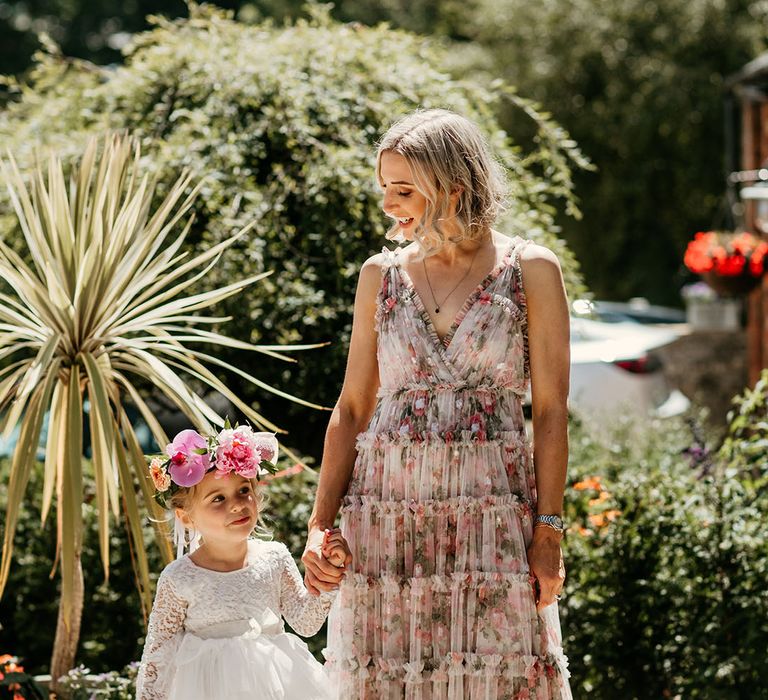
[136,427,349,700]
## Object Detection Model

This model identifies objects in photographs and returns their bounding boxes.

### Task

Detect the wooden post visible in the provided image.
[742,98,767,384]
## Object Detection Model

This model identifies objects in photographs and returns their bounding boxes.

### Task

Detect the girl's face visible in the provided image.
[177,472,258,545]
[379,150,427,240]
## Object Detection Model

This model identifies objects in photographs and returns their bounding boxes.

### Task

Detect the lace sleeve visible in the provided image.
[277,543,336,637]
[136,569,188,700]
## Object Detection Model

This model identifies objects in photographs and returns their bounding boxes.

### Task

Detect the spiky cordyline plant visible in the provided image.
[0,134,324,637]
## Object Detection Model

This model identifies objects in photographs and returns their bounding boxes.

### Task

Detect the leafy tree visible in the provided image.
[0,4,587,460]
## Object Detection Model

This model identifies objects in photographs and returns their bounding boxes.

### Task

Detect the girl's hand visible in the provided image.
[527,526,565,610]
[302,527,347,596]
[322,528,351,569]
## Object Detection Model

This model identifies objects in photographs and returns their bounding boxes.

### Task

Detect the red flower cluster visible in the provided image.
[684,231,768,277]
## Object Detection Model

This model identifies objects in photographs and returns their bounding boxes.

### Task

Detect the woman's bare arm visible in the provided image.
[520,243,570,609]
[302,254,383,594]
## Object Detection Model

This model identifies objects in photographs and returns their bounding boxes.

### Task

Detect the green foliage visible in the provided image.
[0,459,162,676]
[0,4,587,459]
[562,407,768,699]
[720,368,768,475]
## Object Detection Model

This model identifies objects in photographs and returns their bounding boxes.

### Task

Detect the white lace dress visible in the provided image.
[136,538,336,700]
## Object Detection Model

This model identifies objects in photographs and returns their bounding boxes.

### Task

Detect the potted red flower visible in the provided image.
[684,230,767,296]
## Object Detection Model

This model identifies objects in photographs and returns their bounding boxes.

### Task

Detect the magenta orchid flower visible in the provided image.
[165,429,210,487]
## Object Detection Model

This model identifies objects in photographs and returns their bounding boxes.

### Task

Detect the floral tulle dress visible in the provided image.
[323,235,572,699]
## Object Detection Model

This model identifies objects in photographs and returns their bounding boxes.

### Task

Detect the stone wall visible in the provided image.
[654,329,748,426]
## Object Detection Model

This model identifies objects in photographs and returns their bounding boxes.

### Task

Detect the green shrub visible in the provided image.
[562,402,768,699]
[0,4,587,462]
[0,460,162,676]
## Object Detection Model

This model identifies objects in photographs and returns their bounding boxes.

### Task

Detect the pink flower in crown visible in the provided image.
[165,429,210,487]
[215,426,278,478]
[149,457,171,492]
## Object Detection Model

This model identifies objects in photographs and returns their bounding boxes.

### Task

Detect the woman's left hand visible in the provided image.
[526,526,566,610]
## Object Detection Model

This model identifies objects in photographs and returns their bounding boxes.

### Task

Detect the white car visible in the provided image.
[525,314,690,421]
[567,316,689,419]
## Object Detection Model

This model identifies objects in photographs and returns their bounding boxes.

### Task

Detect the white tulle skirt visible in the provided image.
[168,623,333,700]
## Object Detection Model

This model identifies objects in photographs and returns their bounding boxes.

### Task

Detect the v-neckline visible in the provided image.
[394,237,518,353]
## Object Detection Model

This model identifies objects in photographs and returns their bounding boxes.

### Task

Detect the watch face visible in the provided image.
[537,515,564,530]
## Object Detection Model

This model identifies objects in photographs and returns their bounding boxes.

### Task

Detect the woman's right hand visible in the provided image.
[302,527,348,596]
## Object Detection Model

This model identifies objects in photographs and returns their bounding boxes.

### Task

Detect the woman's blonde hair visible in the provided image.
[376,108,507,254]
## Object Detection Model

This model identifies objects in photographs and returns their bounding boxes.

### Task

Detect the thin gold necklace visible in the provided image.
[422,243,483,314]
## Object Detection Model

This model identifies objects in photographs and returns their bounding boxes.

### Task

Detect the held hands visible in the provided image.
[302,526,352,596]
[322,528,350,568]
[527,525,566,611]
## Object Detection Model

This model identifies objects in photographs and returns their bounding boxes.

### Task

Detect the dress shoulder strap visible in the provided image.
[377,246,402,299]
[508,236,533,296]
[504,236,534,379]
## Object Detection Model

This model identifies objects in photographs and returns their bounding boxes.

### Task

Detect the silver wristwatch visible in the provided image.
[534,514,565,533]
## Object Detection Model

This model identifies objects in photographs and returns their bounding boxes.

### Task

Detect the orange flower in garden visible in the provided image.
[588,513,606,528]
[573,475,603,491]
[588,509,621,528]
[0,655,25,695]
[588,491,611,506]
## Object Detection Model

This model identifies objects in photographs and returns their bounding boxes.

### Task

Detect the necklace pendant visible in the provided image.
[435,307,440,314]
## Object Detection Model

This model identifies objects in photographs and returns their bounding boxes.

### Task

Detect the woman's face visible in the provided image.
[378,150,427,241]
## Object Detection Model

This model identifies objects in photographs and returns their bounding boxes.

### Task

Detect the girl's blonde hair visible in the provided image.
[376,108,507,255]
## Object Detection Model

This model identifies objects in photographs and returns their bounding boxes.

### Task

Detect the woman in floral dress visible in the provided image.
[303,109,572,699]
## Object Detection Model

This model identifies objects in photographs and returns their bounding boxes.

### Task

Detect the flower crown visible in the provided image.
[147,421,279,509]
